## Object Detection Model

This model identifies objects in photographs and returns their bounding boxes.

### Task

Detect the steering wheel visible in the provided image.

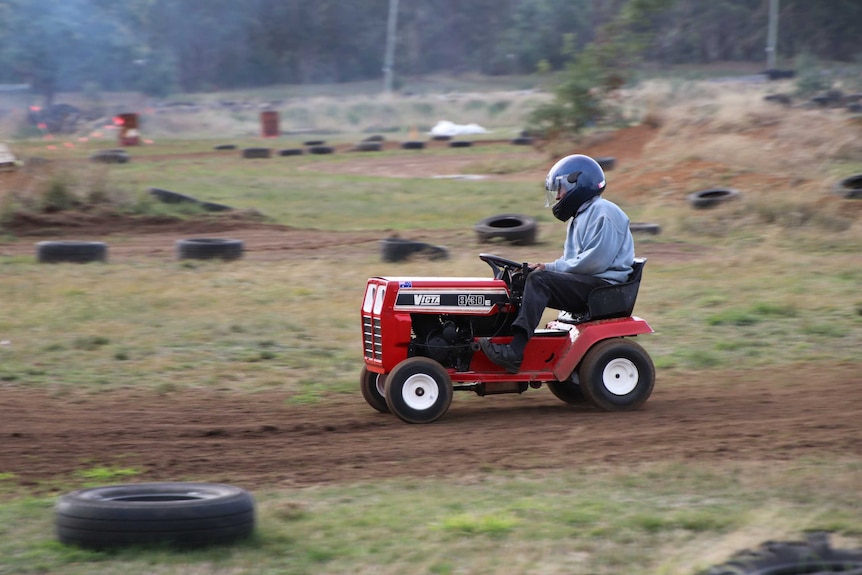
[479,252,528,283]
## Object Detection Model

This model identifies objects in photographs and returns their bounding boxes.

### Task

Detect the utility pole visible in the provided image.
[766,0,779,70]
[383,0,399,94]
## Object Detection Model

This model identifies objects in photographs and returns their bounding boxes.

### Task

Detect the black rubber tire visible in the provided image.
[385,357,453,424]
[701,532,862,575]
[148,187,199,205]
[687,187,740,209]
[360,366,390,413]
[353,141,382,152]
[449,140,473,148]
[431,135,452,141]
[511,136,533,145]
[629,222,661,235]
[278,148,304,157]
[401,141,425,150]
[55,482,255,549]
[474,213,537,246]
[214,144,237,150]
[833,174,862,199]
[90,149,129,164]
[241,147,271,159]
[547,374,588,404]
[176,238,244,261]
[578,338,655,412]
[37,241,107,264]
[307,145,334,155]
[380,237,449,262]
[363,135,385,142]
[303,140,325,146]
[595,156,616,170]
[199,201,233,212]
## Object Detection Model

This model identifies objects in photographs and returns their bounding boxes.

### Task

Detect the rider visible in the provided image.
[479,154,635,373]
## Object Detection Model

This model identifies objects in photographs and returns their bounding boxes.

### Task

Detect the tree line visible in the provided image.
[0,0,859,103]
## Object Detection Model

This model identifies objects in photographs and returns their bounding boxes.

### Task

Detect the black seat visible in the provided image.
[557,258,646,324]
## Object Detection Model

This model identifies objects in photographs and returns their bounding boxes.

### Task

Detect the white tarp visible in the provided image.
[429,120,489,137]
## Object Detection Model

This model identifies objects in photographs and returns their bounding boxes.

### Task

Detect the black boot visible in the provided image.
[479,338,523,374]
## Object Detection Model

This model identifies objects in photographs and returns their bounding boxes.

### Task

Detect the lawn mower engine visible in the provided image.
[360,253,655,424]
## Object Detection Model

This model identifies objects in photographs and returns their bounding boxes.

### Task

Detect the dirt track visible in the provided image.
[1,124,860,493]
[2,361,860,491]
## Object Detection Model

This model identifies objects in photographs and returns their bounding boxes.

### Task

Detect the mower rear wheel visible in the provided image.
[578,338,654,411]
[385,357,453,424]
[360,366,389,413]
[547,374,588,404]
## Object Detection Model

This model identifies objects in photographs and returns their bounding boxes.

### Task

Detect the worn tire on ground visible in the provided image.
[148,187,199,205]
[176,238,244,261]
[308,145,334,155]
[474,213,537,246]
[380,237,448,262]
[449,140,473,148]
[241,147,271,159]
[629,222,661,235]
[699,532,862,575]
[687,187,740,209]
[596,156,616,170]
[55,482,255,548]
[278,148,304,157]
[401,141,425,150]
[833,174,862,199]
[90,149,129,164]
[37,241,107,264]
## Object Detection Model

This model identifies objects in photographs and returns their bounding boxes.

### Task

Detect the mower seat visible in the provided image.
[557,257,646,324]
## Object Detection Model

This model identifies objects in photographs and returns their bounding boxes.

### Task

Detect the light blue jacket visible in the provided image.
[543,196,634,284]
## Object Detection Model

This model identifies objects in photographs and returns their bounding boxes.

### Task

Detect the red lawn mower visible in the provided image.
[360,253,655,423]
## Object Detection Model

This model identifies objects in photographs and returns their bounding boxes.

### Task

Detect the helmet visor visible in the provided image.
[545,174,564,208]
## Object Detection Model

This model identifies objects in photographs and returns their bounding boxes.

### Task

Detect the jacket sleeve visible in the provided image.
[545,216,623,275]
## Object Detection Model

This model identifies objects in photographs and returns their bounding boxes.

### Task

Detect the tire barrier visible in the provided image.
[699,532,862,575]
[449,141,473,148]
[241,147,271,159]
[352,141,382,152]
[629,222,661,235]
[687,187,740,209]
[596,156,616,170]
[176,238,244,261]
[401,141,426,150]
[833,174,862,199]
[380,237,449,262]
[307,145,335,155]
[55,482,255,549]
[90,149,129,164]
[474,213,538,246]
[511,137,533,145]
[278,148,304,156]
[214,144,237,150]
[149,188,233,212]
[36,241,108,264]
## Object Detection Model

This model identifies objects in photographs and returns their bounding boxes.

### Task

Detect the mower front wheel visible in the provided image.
[385,357,453,424]
[547,373,588,404]
[360,366,389,413]
[578,338,655,411]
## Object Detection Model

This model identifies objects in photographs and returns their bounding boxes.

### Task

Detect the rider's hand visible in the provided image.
[529,263,545,271]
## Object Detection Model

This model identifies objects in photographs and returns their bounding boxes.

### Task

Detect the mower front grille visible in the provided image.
[363,315,382,361]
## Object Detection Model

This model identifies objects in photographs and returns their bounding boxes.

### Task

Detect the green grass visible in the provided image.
[0,462,860,575]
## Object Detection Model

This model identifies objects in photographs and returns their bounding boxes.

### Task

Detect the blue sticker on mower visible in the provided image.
[399,281,413,288]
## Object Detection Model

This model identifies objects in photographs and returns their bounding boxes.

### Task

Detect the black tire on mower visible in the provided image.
[578,338,655,412]
[176,238,244,261]
[37,241,107,264]
[547,373,589,405]
[360,366,390,413]
[687,187,740,209]
[385,357,453,424]
[699,532,862,575]
[474,213,537,246]
[55,482,255,549]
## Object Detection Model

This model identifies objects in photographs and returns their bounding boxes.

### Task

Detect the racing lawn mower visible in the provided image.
[360,253,655,423]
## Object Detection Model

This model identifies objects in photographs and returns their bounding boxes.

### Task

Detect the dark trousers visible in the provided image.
[512,270,609,338]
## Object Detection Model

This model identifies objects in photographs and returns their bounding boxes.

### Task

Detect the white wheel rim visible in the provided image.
[602,358,639,396]
[375,374,386,397]
[401,373,439,410]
